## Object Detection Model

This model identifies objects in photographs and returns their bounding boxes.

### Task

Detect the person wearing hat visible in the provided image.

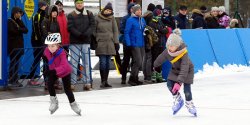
[161,6,176,29]
[67,0,96,91]
[153,29,197,116]
[55,1,70,49]
[218,6,230,28]
[175,5,188,29]
[124,4,146,86]
[191,9,207,29]
[29,1,48,85]
[95,2,119,88]
[8,7,28,87]
[120,2,135,85]
[205,7,220,29]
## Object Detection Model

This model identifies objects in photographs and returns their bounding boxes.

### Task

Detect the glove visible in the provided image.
[48,70,57,77]
[114,43,120,51]
[172,82,182,94]
[153,67,161,73]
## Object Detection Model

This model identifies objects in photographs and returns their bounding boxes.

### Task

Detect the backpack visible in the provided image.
[144,25,159,47]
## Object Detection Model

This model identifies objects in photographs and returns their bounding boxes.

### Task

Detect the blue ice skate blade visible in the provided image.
[173,101,184,115]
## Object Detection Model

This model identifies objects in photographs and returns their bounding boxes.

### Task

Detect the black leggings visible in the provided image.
[48,74,75,103]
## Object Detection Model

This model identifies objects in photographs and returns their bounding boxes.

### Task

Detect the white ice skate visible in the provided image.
[172,93,184,115]
[185,100,197,117]
[70,101,81,116]
[49,96,59,114]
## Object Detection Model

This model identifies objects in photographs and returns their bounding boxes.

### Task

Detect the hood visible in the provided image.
[127,3,135,14]
[48,5,58,16]
[11,7,24,18]
[98,12,113,21]
[191,9,203,18]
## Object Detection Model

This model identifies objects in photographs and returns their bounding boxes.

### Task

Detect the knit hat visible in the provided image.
[200,5,207,13]
[132,4,141,13]
[167,29,183,47]
[127,3,135,13]
[211,7,219,12]
[104,2,113,11]
[38,1,47,9]
[156,5,162,10]
[147,3,155,12]
[218,6,225,12]
[55,0,63,6]
[75,0,83,3]
[153,9,161,16]
[179,5,187,10]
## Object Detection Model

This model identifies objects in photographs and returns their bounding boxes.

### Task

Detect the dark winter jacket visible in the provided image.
[95,13,119,56]
[191,9,207,29]
[67,9,96,44]
[161,16,176,30]
[41,5,60,42]
[154,43,194,84]
[31,8,46,47]
[175,13,188,29]
[205,13,220,29]
[57,10,70,45]
[124,14,146,47]
[8,7,28,54]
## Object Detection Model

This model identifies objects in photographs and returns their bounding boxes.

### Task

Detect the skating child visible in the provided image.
[43,33,81,115]
[153,29,197,116]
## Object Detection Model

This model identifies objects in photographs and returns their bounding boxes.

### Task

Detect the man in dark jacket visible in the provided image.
[67,0,95,90]
[8,7,28,87]
[175,5,188,29]
[29,1,47,80]
[120,2,135,85]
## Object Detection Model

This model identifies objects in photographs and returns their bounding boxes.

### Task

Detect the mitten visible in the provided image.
[172,82,182,94]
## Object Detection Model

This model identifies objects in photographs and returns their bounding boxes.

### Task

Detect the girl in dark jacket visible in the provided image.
[154,29,197,116]
[8,7,28,87]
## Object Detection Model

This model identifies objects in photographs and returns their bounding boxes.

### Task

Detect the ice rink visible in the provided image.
[0,70,250,125]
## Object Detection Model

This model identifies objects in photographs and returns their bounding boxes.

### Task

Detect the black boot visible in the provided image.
[100,70,106,88]
[128,76,137,86]
[104,70,112,87]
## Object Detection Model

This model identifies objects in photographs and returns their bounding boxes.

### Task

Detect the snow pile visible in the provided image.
[195,62,250,79]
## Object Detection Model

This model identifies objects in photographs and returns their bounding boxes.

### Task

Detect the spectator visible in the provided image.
[55,0,70,52]
[67,0,95,91]
[175,5,188,29]
[147,3,156,12]
[95,3,119,88]
[218,6,231,28]
[120,2,135,85]
[29,1,47,85]
[161,7,176,29]
[205,7,220,29]
[8,7,28,87]
[230,19,239,28]
[124,4,146,86]
[40,5,62,90]
[200,5,208,15]
[191,9,207,29]
[156,4,163,10]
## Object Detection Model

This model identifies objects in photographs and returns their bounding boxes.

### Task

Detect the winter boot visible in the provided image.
[128,76,137,86]
[172,93,184,115]
[185,100,197,116]
[49,96,59,114]
[151,71,157,83]
[70,101,81,116]
[104,70,112,87]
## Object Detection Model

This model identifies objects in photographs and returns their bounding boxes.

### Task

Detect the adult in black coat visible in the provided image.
[191,9,207,29]
[8,7,28,86]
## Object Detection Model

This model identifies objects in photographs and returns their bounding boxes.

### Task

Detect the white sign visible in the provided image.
[101,0,127,17]
[0,1,2,79]
[142,0,164,14]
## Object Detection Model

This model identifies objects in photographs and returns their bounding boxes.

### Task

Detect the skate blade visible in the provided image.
[173,102,184,115]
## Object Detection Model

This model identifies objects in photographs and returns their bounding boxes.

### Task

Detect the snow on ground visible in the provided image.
[0,64,250,125]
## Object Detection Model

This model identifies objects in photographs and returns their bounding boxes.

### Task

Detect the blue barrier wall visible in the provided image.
[181,28,250,73]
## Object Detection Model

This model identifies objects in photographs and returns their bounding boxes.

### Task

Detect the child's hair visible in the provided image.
[166,28,183,47]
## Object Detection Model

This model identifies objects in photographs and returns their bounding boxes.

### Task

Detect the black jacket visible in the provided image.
[192,13,207,29]
[175,13,188,29]
[31,9,46,47]
[8,7,28,54]
[67,9,96,44]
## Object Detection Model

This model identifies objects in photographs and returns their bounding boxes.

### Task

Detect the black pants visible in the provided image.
[121,46,132,81]
[29,47,48,81]
[48,74,75,103]
[8,52,23,84]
